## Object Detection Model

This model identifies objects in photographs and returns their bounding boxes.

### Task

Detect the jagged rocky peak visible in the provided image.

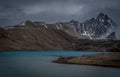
[96,13,117,27]
[97,12,109,20]
[96,13,112,26]
[77,13,118,40]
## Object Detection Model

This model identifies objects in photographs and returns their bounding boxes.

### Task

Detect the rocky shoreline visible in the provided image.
[53,53,120,68]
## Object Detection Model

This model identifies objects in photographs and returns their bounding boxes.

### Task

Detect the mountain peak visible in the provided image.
[77,13,117,40]
[97,13,109,18]
[69,20,79,23]
[96,13,110,23]
[98,12,105,16]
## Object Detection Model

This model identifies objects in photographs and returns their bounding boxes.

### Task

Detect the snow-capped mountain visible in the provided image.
[52,13,118,40]
[78,13,117,40]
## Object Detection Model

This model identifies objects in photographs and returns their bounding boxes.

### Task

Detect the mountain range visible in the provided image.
[0,13,120,51]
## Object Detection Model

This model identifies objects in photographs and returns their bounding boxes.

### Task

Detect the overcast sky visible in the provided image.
[0,0,120,27]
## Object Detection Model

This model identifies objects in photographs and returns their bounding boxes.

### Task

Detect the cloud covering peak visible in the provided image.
[0,0,120,27]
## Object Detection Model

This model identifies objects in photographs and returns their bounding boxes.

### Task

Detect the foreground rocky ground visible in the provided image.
[53,53,120,67]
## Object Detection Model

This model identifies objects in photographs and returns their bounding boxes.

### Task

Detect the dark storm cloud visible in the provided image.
[0,0,120,27]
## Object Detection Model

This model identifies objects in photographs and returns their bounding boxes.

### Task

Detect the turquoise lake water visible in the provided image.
[0,51,119,77]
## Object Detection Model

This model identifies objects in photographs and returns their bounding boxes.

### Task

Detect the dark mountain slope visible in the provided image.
[0,21,77,51]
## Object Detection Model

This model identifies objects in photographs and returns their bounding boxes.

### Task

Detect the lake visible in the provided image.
[0,51,120,77]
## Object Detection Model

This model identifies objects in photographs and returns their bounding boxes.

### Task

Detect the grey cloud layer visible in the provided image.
[0,0,120,27]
